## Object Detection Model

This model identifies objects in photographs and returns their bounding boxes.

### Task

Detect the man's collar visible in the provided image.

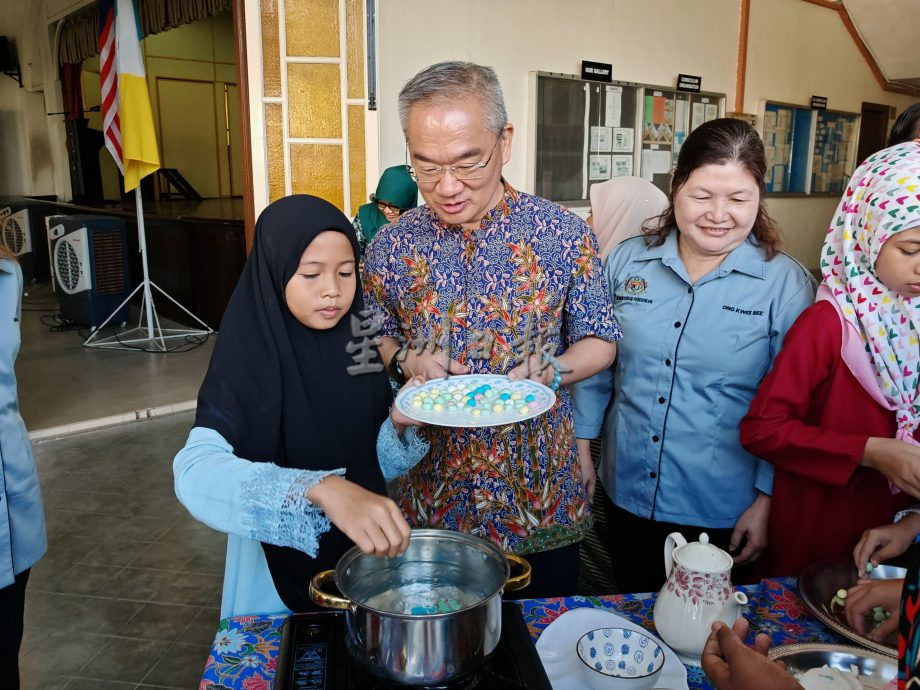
[0,258,16,274]
[431,179,519,229]
[481,179,519,223]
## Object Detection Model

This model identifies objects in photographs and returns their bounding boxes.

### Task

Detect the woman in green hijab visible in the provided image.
[353,166,418,255]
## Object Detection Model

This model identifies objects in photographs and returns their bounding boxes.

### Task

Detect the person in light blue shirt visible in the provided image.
[174,196,429,618]
[573,119,816,595]
[0,251,46,689]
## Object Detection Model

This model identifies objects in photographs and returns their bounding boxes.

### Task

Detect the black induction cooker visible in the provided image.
[273,600,552,689]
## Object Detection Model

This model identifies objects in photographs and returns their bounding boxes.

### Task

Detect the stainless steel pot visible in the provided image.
[309,528,531,686]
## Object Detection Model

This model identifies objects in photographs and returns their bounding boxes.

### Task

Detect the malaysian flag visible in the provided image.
[98,0,159,192]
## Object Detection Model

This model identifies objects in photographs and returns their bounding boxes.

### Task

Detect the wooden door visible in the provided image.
[857,102,891,164]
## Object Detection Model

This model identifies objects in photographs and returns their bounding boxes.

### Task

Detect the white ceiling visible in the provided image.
[843,0,920,86]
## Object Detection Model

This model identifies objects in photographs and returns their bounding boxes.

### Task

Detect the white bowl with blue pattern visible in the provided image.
[575,627,666,690]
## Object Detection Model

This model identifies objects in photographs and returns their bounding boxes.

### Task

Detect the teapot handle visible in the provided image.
[664,532,688,578]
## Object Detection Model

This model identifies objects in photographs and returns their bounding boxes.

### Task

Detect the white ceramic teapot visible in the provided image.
[652,532,748,665]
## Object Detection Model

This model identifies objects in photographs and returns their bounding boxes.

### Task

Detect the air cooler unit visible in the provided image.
[0,198,61,282]
[44,214,71,292]
[49,215,131,328]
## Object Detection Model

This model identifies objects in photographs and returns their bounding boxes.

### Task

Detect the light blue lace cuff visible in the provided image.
[895,505,920,524]
[241,463,345,557]
[377,418,429,482]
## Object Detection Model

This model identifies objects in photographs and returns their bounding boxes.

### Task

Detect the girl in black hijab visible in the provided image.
[174,195,426,616]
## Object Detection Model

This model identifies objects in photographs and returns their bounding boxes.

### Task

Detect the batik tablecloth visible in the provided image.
[199,577,846,690]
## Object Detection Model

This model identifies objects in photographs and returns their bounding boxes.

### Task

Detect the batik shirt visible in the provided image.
[363,182,621,555]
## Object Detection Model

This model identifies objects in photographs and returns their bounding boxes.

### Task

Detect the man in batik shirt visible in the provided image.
[363,61,620,598]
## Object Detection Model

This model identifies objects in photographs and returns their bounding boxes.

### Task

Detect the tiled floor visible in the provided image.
[20,411,220,690]
[15,281,215,433]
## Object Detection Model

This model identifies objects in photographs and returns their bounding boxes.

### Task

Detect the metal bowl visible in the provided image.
[768,642,896,689]
[867,563,907,581]
[798,559,901,657]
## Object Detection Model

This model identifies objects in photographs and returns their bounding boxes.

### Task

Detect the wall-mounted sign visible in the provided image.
[811,96,828,110]
[676,74,701,93]
[581,60,612,82]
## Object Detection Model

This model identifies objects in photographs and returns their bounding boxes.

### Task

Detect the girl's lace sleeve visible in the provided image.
[241,464,345,556]
[173,426,344,557]
[895,505,920,523]
[376,417,429,482]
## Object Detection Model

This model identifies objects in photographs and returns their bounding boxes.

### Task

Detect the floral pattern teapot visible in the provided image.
[652,532,748,665]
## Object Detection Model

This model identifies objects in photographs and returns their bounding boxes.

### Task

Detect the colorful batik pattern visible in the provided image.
[363,183,620,554]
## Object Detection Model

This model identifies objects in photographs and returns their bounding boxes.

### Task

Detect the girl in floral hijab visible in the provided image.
[821,140,920,690]
[820,140,920,450]
[740,140,920,578]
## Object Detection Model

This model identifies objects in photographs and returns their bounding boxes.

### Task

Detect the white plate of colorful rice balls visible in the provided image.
[394,374,556,427]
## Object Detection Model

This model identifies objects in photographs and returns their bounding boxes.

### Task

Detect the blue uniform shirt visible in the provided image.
[0,258,46,587]
[572,233,816,528]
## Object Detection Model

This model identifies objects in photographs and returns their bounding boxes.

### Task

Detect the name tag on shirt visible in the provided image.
[721,304,764,317]
[616,294,654,304]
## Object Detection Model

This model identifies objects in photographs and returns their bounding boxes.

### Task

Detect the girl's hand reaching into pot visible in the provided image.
[308,475,411,557]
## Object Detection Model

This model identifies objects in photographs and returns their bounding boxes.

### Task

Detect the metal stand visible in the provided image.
[83,187,213,351]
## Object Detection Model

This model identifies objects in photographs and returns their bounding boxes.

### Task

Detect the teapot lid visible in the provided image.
[674,533,732,572]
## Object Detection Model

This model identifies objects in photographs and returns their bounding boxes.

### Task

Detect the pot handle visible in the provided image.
[504,554,532,591]
[309,570,351,610]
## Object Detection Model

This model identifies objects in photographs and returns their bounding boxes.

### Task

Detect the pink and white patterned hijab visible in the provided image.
[819,140,920,444]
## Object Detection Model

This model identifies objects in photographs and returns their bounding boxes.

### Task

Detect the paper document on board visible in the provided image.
[605,85,622,127]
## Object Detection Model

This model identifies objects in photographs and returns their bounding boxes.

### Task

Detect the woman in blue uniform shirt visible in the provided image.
[573,118,815,594]
[0,241,46,689]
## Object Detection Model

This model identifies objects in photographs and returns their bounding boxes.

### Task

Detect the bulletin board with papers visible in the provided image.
[530,73,640,206]
[529,72,725,207]
[812,110,859,194]
[641,89,724,194]
[759,100,860,196]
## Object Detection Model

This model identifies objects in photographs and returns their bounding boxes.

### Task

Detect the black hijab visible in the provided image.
[195,194,391,612]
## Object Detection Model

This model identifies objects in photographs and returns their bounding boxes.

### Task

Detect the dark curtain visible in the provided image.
[58,62,85,119]
[58,5,99,65]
